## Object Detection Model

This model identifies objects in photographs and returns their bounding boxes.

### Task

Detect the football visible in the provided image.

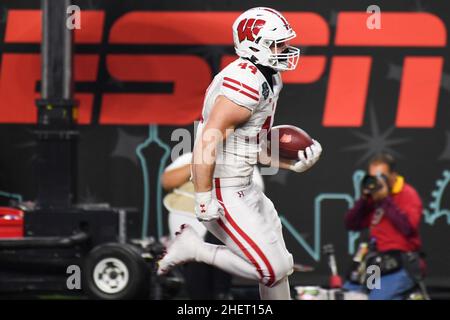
[268,125,313,160]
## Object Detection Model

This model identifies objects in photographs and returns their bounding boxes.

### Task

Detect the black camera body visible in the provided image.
[361,174,389,195]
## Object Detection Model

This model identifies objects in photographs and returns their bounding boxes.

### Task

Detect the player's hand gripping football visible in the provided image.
[289,139,322,173]
[195,191,224,222]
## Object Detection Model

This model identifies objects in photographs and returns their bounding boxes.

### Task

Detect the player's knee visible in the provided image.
[274,253,294,283]
[261,253,294,287]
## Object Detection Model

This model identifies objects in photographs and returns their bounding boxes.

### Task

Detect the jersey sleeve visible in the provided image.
[164,152,192,172]
[219,64,261,112]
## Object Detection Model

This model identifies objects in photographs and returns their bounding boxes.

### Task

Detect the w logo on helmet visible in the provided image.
[237,18,266,42]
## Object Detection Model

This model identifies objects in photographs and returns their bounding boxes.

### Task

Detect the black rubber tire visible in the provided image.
[83,243,149,300]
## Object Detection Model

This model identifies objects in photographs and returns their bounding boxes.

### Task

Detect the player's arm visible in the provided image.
[192,95,251,192]
[192,95,251,221]
[161,164,191,191]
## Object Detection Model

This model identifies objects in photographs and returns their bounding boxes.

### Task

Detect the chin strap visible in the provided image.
[250,55,258,64]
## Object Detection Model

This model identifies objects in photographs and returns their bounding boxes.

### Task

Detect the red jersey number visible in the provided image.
[237,62,257,74]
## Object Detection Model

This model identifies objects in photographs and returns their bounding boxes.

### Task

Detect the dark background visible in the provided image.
[0,0,448,290]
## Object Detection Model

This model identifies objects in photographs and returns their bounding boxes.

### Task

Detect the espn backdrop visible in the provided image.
[0,0,448,287]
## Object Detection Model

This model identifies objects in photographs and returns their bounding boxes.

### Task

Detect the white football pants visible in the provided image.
[195,179,294,300]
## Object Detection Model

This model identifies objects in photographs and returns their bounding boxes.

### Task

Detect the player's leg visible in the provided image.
[159,182,293,293]
[212,181,294,298]
[257,190,293,299]
[200,220,262,280]
[157,222,260,280]
[257,191,290,256]
[167,211,207,239]
[259,276,291,300]
[166,181,291,284]
[204,232,233,299]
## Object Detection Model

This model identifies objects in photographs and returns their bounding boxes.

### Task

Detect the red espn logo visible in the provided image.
[0,10,446,127]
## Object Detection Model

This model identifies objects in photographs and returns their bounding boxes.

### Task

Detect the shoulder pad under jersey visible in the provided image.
[219,59,262,111]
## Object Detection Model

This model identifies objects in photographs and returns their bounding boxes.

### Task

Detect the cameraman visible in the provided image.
[343,153,425,300]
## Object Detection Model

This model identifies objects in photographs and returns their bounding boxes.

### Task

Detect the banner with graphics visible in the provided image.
[0,0,448,287]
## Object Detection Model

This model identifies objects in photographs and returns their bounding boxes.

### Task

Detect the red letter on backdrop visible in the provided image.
[396,57,444,128]
[101,55,211,125]
[106,12,229,124]
[0,54,41,123]
[322,57,372,127]
[324,12,446,127]
[0,10,104,124]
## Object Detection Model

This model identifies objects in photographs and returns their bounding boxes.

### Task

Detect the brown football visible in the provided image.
[268,125,313,160]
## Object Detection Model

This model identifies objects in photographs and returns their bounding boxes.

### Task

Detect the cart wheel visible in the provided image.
[84,243,149,299]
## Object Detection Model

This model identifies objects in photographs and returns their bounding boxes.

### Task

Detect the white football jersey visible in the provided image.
[195,57,283,178]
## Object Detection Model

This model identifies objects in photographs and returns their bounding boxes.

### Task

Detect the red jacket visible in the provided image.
[345,177,423,252]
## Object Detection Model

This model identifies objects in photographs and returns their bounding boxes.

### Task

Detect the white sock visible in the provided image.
[259,276,291,300]
[195,243,260,281]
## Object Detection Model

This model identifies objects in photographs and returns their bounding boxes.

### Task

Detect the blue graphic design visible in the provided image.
[0,191,23,203]
[424,170,450,225]
[136,125,171,239]
[280,170,365,261]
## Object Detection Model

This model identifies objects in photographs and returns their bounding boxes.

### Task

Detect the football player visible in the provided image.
[158,7,322,300]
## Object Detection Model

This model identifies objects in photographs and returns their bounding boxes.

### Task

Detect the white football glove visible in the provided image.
[289,139,322,173]
[194,191,223,222]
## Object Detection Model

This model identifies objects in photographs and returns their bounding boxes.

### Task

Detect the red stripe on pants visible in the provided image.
[217,219,264,280]
[214,178,275,286]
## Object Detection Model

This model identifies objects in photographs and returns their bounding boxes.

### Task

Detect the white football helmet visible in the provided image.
[232,7,300,71]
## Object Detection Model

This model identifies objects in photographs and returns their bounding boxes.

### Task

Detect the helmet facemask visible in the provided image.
[260,34,300,71]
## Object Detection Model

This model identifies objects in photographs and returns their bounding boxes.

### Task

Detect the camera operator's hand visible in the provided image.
[371,177,389,202]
